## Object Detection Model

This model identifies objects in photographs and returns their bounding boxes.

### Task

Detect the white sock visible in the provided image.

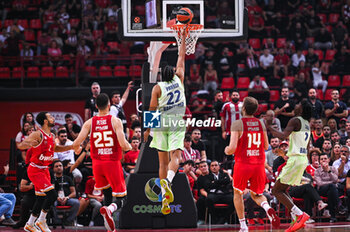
[161,184,166,196]
[239,218,248,229]
[38,210,47,221]
[261,201,271,212]
[107,203,118,213]
[291,205,303,216]
[27,214,37,226]
[167,170,175,183]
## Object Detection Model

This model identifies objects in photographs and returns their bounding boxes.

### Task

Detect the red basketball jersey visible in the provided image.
[90,115,122,161]
[30,128,55,167]
[235,117,265,164]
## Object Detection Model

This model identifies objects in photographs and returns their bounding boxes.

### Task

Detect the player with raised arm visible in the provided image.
[73,93,132,232]
[18,112,74,232]
[266,99,313,232]
[225,97,280,232]
[143,29,187,215]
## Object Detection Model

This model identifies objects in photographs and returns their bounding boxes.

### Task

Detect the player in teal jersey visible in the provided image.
[266,99,313,231]
[144,29,186,215]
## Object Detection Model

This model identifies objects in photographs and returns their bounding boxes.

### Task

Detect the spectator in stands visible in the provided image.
[43,4,56,30]
[191,129,207,161]
[123,137,140,173]
[19,42,33,66]
[259,48,274,78]
[248,11,265,38]
[54,130,83,186]
[322,139,333,158]
[48,40,63,67]
[213,90,224,119]
[51,160,80,226]
[311,118,324,145]
[64,114,81,141]
[306,147,321,177]
[314,153,339,222]
[217,47,234,78]
[261,110,282,136]
[133,126,141,142]
[64,29,78,55]
[77,39,92,66]
[331,143,341,166]
[293,72,308,102]
[16,122,34,162]
[85,176,103,227]
[107,4,118,18]
[274,87,295,129]
[67,0,82,19]
[314,27,333,50]
[203,64,218,92]
[333,21,348,49]
[307,88,324,119]
[297,61,312,86]
[291,48,306,75]
[341,121,350,144]
[339,119,348,141]
[0,164,16,226]
[5,31,20,57]
[314,125,331,149]
[14,168,36,228]
[181,160,197,194]
[328,118,338,132]
[289,22,307,50]
[220,90,242,146]
[79,28,94,49]
[51,30,64,49]
[274,48,290,78]
[324,89,349,125]
[84,82,100,121]
[200,47,215,76]
[104,15,118,42]
[182,135,201,163]
[331,45,349,74]
[248,74,270,102]
[304,9,323,36]
[305,47,319,68]
[196,161,209,224]
[245,49,260,76]
[265,137,280,178]
[311,61,327,94]
[273,12,289,36]
[333,145,350,186]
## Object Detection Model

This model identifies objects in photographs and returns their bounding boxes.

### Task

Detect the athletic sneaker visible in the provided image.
[318,201,328,211]
[24,223,41,232]
[160,179,174,203]
[239,227,249,232]
[288,212,310,232]
[35,219,51,232]
[100,206,115,231]
[161,197,171,215]
[266,208,280,228]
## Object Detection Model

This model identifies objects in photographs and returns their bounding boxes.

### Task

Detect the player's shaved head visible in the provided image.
[96,93,110,110]
[243,97,258,116]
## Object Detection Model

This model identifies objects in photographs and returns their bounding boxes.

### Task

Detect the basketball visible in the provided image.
[176,7,193,24]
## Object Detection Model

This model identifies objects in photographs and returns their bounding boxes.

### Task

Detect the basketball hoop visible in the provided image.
[170,24,203,55]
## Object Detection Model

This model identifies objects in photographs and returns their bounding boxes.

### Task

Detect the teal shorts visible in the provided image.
[277,154,308,186]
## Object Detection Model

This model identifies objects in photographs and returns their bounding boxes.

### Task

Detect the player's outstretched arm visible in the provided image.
[224,120,242,155]
[17,131,41,150]
[266,117,300,141]
[112,116,132,151]
[175,28,187,83]
[73,119,92,154]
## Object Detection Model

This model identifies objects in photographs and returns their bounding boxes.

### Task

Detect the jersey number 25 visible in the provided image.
[93,131,114,148]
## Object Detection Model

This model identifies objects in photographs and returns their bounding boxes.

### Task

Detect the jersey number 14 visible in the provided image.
[247,133,261,148]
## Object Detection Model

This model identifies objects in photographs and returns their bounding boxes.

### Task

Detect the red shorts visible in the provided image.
[93,160,126,197]
[27,164,54,196]
[233,162,266,195]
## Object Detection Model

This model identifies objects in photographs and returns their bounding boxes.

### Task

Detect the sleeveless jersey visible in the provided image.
[235,117,266,164]
[287,116,310,156]
[90,114,122,161]
[30,128,55,167]
[158,75,186,115]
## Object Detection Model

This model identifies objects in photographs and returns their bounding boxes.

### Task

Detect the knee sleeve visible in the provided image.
[32,196,46,216]
[42,189,57,212]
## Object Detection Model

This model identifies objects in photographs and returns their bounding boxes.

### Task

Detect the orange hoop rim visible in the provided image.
[169,24,204,31]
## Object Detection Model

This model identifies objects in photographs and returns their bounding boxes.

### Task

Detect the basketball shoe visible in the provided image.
[160,179,174,215]
[285,212,309,232]
[100,206,115,231]
[24,223,41,232]
[35,219,51,232]
[266,208,280,228]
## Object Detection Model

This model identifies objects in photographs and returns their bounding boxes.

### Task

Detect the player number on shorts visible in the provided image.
[247,133,261,148]
[167,90,181,105]
[93,131,114,148]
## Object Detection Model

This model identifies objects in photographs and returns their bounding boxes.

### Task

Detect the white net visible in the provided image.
[170,24,203,55]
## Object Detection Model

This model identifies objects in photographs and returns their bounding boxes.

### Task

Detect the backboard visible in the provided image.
[118,0,247,41]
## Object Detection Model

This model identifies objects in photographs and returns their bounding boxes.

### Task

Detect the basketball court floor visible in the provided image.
[1,222,350,232]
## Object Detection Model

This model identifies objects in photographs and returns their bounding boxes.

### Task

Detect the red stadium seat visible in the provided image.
[41,66,54,78]
[99,66,113,77]
[328,13,340,24]
[324,89,335,101]
[269,90,280,102]
[262,38,275,47]
[69,18,80,28]
[0,67,10,78]
[248,38,261,50]
[314,50,324,60]
[93,30,103,39]
[3,19,13,28]
[24,30,35,41]
[27,67,40,78]
[239,91,248,101]
[306,37,315,45]
[236,77,250,89]
[30,19,42,29]
[12,67,23,78]
[85,66,97,77]
[343,75,350,87]
[316,89,324,100]
[56,66,69,78]
[258,104,268,114]
[221,77,235,90]
[113,66,128,77]
[340,88,347,100]
[129,65,142,77]
[317,13,327,24]
[17,19,28,29]
[107,41,119,50]
[324,50,336,61]
[325,25,332,33]
[276,38,286,48]
[327,75,340,87]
